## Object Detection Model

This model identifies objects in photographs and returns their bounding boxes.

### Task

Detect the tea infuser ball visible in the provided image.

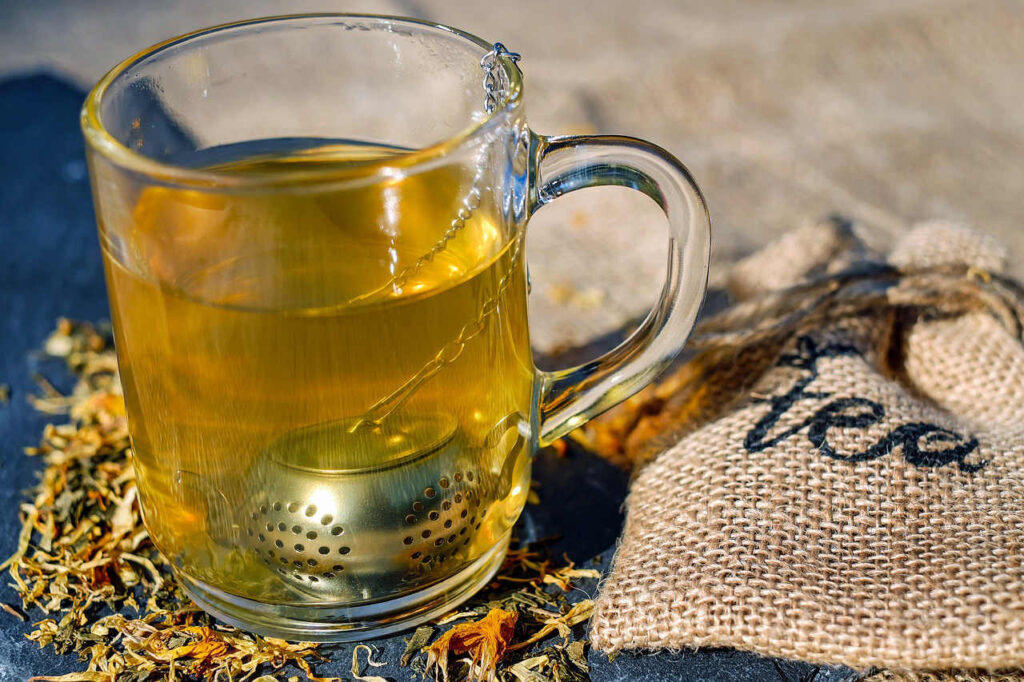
[235,412,527,598]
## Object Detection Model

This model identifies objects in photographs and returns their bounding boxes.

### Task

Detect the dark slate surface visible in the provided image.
[0,74,862,682]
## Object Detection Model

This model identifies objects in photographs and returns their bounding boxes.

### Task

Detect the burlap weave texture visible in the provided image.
[590,221,1024,670]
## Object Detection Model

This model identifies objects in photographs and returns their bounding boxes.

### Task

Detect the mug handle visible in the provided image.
[530,134,711,445]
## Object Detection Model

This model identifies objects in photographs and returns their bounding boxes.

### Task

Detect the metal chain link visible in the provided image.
[481,43,520,114]
[350,43,522,431]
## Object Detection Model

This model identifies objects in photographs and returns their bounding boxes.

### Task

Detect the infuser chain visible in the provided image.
[481,43,521,114]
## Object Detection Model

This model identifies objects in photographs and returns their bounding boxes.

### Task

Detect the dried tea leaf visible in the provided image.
[506,654,550,682]
[352,644,388,682]
[425,608,517,682]
[509,600,594,652]
[565,640,589,672]
[402,624,435,665]
[544,643,591,682]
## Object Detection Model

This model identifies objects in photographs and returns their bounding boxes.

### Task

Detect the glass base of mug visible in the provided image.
[176,532,510,642]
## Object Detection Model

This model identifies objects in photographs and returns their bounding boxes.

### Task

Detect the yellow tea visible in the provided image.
[102,142,534,603]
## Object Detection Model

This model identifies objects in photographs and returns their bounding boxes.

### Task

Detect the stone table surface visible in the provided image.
[2,1,1023,679]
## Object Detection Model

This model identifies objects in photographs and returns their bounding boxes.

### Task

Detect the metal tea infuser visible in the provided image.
[237,411,526,597]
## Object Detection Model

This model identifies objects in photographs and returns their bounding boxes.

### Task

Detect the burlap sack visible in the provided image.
[589,219,1024,671]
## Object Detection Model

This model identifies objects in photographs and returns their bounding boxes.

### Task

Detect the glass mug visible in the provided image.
[81,14,710,640]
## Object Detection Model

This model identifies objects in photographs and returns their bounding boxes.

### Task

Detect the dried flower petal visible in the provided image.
[424,608,517,682]
[351,644,388,682]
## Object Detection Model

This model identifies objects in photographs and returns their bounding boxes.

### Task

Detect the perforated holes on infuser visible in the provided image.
[278,522,287,532]
[435,538,444,547]
[439,477,450,488]
[454,472,463,482]
[330,526,344,536]
[257,533,266,542]
[448,534,456,543]
[332,564,343,572]
[306,531,317,540]
[320,514,333,525]
[422,530,432,539]
[442,500,452,511]
[291,525,302,534]
[338,546,351,555]
[403,537,414,545]
[324,572,335,579]
[309,575,319,582]
[259,504,268,514]
[247,528,254,536]
[307,558,317,566]
[405,514,417,524]
[251,512,259,521]
[411,551,422,559]
[318,546,330,555]
[273,502,282,511]
[288,502,300,513]
[444,520,453,529]
[412,501,424,512]
[454,493,463,504]
[305,505,317,517]
[294,544,305,552]
[429,511,440,521]
[466,471,475,482]
[275,539,284,548]
[424,487,436,498]
[266,523,274,532]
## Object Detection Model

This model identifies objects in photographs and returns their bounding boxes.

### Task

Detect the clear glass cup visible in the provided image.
[81,14,710,641]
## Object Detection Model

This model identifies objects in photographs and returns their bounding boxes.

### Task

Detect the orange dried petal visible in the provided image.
[424,608,517,682]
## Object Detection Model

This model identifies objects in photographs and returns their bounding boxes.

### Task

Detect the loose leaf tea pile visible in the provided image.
[3,320,599,681]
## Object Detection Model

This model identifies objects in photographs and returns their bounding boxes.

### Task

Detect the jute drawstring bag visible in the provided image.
[589,218,1024,671]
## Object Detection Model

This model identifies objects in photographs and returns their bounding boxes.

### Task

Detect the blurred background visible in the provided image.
[3,0,1023,351]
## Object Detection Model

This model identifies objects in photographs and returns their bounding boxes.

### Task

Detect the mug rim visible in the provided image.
[80,13,524,189]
